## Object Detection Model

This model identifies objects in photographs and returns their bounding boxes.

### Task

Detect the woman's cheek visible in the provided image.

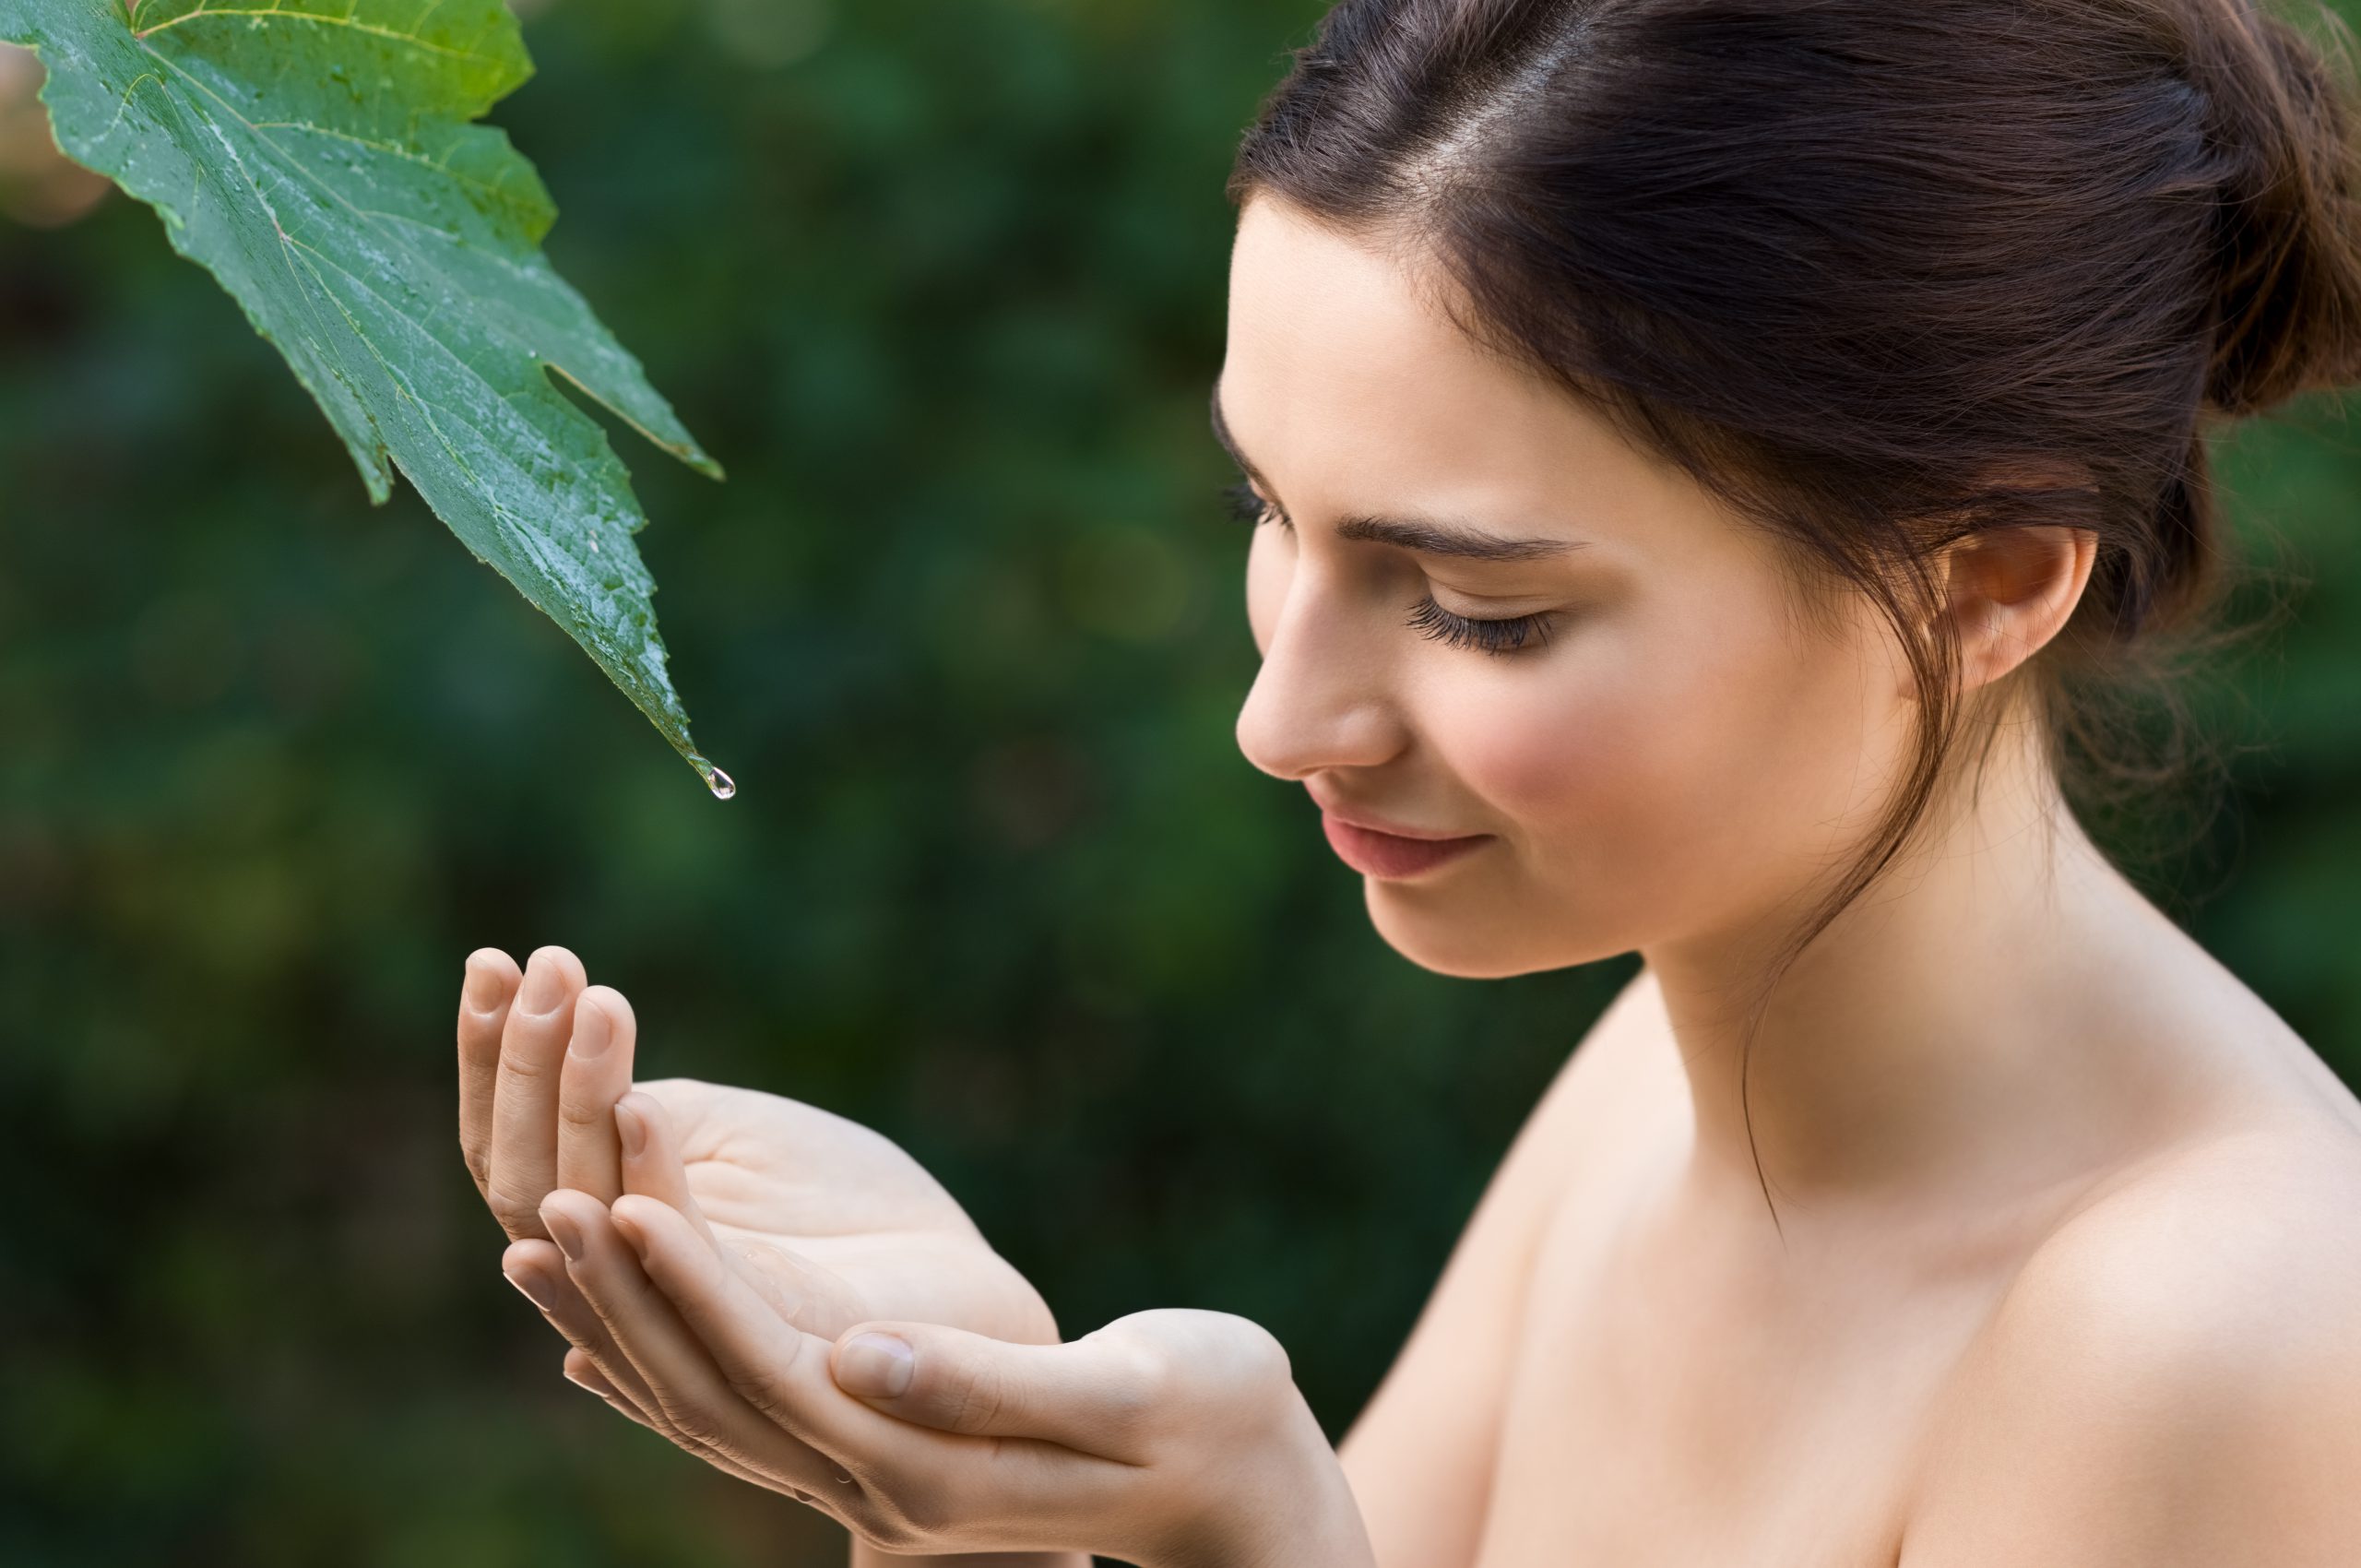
[1437,620,1804,927]
[1501,600,1901,933]
[1436,671,1611,827]
[1441,626,1713,837]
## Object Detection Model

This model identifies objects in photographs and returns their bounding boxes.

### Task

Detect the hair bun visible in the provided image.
[2191,1,2361,415]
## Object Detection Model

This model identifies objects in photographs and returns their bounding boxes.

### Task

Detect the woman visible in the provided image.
[455,0,2361,1562]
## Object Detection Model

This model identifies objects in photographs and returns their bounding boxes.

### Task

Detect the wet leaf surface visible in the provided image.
[0,0,730,789]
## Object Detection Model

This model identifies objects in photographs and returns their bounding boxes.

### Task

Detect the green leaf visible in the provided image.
[0,0,734,795]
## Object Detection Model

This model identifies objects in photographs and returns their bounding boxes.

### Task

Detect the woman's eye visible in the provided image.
[1220,479,1288,529]
[1406,593,1557,658]
[1221,479,1551,657]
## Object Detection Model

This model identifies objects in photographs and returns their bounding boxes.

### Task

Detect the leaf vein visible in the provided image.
[105,71,166,138]
[139,43,556,387]
[130,5,502,69]
[247,119,520,212]
[283,232,495,495]
[285,229,532,497]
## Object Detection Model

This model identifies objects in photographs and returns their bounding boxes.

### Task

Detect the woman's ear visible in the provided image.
[1917,523,2098,696]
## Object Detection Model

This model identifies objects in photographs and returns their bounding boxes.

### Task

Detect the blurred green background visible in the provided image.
[2,0,2356,1562]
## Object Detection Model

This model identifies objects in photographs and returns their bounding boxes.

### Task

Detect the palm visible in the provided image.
[641,1075,1058,1347]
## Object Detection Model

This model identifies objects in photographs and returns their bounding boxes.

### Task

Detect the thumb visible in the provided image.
[828,1319,1160,1458]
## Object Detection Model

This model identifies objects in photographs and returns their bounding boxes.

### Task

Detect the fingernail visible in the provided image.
[463,958,503,1011]
[520,956,566,1015]
[568,999,611,1062]
[563,1365,605,1396]
[614,1100,647,1159]
[836,1333,914,1398]
[504,1264,556,1312]
[543,1206,584,1263]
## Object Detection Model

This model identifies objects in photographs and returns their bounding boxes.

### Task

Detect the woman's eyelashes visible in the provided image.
[1220,478,1560,659]
[1221,478,1277,528]
[1405,594,1557,656]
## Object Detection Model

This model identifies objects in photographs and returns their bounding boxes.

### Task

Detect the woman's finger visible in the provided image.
[555,985,636,1201]
[485,945,587,1240]
[511,1229,827,1503]
[608,1193,842,1442]
[821,1309,1303,1563]
[828,1318,1173,1461]
[612,1091,864,1335]
[612,1193,1138,1543]
[554,1350,811,1500]
[456,948,522,1198]
[540,1188,856,1499]
[561,1348,655,1427]
[516,1265,821,1492]
[502,1237,668,1422]
[612,1088,721,1251]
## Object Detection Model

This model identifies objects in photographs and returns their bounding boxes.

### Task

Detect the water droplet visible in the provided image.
[705,766,737,802]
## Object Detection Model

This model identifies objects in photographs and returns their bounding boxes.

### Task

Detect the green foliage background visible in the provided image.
[2,0,2355,1562]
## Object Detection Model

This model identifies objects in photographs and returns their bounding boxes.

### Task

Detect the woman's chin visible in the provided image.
[1363,884,1615,980]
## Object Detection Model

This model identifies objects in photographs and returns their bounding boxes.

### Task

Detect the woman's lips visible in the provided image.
[1320,813,1492,880]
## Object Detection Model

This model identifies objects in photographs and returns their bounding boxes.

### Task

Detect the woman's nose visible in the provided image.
[1233,585,1407,781]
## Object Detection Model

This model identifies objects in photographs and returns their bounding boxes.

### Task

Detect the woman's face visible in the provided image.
[1220,196,1919,978]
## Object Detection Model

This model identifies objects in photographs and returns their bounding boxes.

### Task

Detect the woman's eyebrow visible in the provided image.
[1209,379,1585,564]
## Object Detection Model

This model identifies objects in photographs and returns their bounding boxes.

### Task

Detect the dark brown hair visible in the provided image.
[1224,0,2361,1216]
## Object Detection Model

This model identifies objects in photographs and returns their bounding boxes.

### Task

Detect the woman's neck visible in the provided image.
[1641,722,2239,1215]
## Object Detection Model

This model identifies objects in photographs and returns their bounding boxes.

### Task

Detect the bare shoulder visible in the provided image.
[1988,1116,2361,1413]
[1902,1110,2361,1567]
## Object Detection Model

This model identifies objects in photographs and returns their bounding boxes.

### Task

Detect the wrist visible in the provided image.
[1154,1390,1376,1568]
